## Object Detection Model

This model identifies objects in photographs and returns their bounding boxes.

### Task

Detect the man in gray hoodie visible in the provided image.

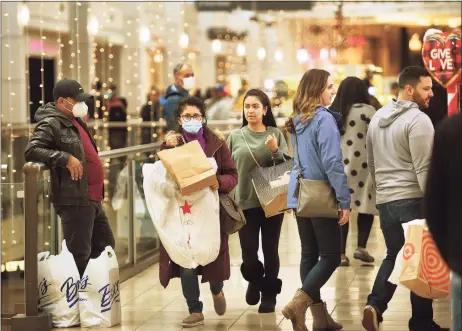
[362,66,448,331]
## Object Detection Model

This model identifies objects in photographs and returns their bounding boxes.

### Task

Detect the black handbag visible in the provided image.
[219,192,246,235]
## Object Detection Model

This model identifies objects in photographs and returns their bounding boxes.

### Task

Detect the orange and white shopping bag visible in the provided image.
[399,223,450,299]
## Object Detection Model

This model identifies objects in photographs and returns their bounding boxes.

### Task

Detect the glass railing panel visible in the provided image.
[1,182,25,313]
[103,156,131,267]
[132,156,159,260]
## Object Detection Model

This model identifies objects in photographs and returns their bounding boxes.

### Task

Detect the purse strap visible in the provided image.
[292,119,304,180]
[240,129,261,168]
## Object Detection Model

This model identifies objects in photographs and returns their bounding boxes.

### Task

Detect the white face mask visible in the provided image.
[64,99,88,118]
[183,76,196,90]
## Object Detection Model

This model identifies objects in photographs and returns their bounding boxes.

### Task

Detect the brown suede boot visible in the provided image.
[282,289,313,331]
[310,302,343,331]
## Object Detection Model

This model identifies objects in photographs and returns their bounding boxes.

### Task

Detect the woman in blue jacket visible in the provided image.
[282,69,351,331]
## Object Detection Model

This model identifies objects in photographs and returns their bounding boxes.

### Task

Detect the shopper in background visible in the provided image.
[160,96,237,328]
[329,76,377,267]
[283,69,350,331]
[164,63,195,131]
[227,89,289,314]
[425,112,462,331]
[106,84,127,150]
[362,66,447,331]
[141,87,162,144]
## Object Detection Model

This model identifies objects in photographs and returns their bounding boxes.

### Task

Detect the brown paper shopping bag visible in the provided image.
[399,224,450,299]
[157,140,218,195]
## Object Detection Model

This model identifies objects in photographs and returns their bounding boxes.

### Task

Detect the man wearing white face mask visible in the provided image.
[25,78,115,277]
[164,63,195,131]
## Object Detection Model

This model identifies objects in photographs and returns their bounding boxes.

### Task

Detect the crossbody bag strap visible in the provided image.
[292,119,303,179]
[240,128,261,168]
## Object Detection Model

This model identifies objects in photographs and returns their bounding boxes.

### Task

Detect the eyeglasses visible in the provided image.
[181,114,203,122]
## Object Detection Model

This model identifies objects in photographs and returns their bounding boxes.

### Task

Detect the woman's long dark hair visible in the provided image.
[329,76,371,134]
[241,89,277,128]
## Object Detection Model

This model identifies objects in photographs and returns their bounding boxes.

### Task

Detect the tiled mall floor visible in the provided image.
[54,213,451,331]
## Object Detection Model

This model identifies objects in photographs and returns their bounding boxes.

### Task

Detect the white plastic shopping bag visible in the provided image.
[37,240,81,327]
[142,159,221,269]
[78,246,121,327]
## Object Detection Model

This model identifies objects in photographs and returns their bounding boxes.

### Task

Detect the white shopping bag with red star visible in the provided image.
[142,159,221,269]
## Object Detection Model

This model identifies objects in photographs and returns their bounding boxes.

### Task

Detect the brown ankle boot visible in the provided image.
[282,289,313,331]
[310,301,343,331]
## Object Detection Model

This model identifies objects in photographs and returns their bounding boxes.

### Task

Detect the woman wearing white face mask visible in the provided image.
[159,96,238,328]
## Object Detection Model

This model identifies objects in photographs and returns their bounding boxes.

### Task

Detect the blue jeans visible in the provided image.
[367,198,434,327]
[180,268,223,314]
[453,273,462,331]
[296,216,341,303]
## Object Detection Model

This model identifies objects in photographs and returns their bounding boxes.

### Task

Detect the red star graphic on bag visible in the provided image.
[180,201,193,215]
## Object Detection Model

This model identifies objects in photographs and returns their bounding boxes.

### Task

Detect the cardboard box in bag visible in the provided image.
[157,140,218,195]
[399,224,450,299]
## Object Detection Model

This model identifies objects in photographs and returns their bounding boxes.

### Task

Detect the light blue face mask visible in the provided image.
[182,119,202,134]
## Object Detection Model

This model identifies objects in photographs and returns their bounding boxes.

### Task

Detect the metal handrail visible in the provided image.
[99,142,162,159]
[1,118,288,130]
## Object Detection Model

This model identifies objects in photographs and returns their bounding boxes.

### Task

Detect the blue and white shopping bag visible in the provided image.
[37,240,81,327]
[78,246,121,327]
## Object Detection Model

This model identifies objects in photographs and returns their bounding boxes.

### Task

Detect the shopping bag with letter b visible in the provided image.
[79,246,121,327]
[37,240,81,327]
[399,223,450,299]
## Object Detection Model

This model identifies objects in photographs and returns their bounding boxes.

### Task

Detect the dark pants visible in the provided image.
[341,213,374,254]
[367,198,433,327]
[239,207,284,281]
[180,268,223,313]
[297,216,341,303]
[55,201,115,277]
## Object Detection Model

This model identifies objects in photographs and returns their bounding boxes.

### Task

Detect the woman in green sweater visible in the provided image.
[227,89,289,313]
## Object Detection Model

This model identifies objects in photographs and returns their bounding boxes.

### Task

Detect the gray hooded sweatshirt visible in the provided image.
[366,100,434,204]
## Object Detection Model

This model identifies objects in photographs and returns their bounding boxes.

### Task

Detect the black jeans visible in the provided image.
[55,201,115,277]
[367,198,433,327]
[239,207,284,281]
[341,213,374,254]
[297,216,341,303]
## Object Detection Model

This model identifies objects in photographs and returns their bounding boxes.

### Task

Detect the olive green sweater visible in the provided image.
[226,126,290,210]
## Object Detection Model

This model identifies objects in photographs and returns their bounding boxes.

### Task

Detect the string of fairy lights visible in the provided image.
[76,2,81,82]
[3,8,15,256]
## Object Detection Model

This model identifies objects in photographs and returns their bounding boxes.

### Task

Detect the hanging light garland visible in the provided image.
[56,4,64,80]
[4,9,16,253]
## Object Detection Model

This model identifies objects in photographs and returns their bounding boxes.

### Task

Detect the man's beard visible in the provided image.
[412,92,428,109]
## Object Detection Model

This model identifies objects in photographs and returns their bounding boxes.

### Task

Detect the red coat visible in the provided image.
[159,127,238,288]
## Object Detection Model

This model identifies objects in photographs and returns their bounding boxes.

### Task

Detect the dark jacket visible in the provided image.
[425,113,462,276]
[159,126,238,288]
[24,102,100,206]
[164,85,188,130]
[141,102,162,144]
